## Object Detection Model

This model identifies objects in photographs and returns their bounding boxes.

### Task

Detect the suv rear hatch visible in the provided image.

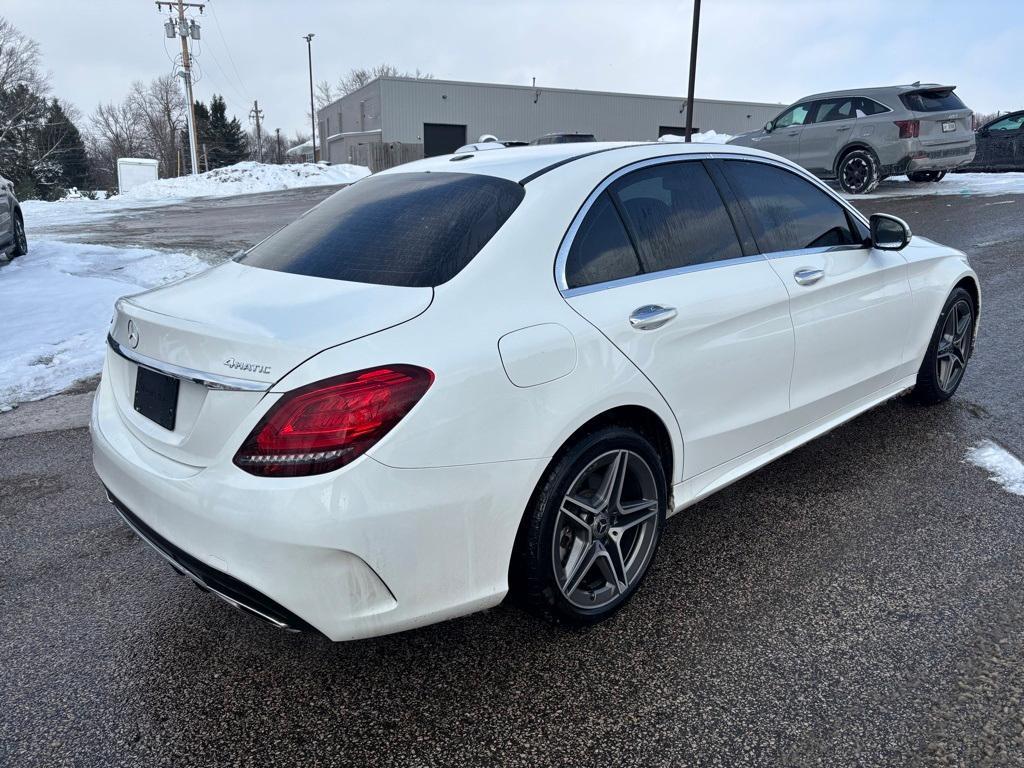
[900,86,973,148]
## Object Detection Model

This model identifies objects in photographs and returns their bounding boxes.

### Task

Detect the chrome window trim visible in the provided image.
[107,334,270,393]
[554,151,870,296]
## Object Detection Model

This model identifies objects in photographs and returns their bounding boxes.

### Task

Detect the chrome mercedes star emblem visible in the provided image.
[127,319,139,349]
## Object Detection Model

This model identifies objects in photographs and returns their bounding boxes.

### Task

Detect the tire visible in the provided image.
[513,425,667,625]
[911,287,975,405]
[10,212,27,258]
[837,149,881,195]
[908,170,946,183]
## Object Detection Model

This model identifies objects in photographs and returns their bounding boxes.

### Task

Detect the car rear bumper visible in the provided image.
[90,375,546,641]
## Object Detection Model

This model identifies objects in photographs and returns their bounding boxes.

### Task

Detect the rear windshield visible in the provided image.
[899,89,966,112]
[240,172,525,287]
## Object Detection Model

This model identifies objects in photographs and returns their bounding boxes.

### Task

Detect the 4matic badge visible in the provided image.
[223,358,272,376]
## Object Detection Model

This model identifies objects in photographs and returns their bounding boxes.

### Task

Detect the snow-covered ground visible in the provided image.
[966,440,1024,497]
[118,161,369,202]
[19,161,370,232]
[0,240,208,408]
[855,172,1024,199]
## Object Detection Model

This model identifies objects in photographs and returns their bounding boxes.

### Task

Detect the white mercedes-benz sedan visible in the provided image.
[92,142,980,641]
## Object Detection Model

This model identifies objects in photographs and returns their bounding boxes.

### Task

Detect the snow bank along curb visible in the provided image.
[0,240,208,408]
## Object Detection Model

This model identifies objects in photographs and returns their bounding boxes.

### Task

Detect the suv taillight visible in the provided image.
[234,365,434,477]
[895,119,920,139]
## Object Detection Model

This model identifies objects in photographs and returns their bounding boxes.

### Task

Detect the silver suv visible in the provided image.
[728,84,975,194]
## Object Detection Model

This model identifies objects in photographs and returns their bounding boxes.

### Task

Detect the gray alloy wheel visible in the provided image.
[837,149,880,195]
[552,449,660,610]
[911,286,975,405]
[11,213,27,257]
[935,298,973,393]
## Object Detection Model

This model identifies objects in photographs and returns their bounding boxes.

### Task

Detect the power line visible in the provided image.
[207,0,251,101]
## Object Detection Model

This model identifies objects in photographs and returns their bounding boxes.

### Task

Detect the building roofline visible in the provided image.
[318,75,784,113]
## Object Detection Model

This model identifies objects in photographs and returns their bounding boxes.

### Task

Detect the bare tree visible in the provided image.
[129,75,186,177]
[336,64,432,96]
[315,79,335,110]
[0,16,50,147]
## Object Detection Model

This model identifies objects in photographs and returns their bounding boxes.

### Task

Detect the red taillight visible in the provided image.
[234,365,434,477]
[894,119,920,139]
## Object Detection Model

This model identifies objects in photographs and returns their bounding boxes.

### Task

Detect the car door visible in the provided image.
[560,158,795,479]
[798,97,856,175]
[749,103,812,163]
[979,113,1024,169]
[720,158,912,427]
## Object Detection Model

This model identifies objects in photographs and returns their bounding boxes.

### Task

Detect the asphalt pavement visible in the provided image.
[2,188,1024,767]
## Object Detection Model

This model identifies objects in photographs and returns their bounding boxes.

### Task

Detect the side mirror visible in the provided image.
[870,213,912,250]
[764,120,774,133]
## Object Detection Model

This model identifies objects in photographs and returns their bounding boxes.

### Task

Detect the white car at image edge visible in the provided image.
[92,141,980,641]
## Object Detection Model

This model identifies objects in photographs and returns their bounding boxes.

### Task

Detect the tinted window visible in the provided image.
[988,114,1024,131]
[899,89,966,112]
[724,161,858,254]
[775,104,811,128]
[565,193,641,289]
[856,97,890,116]
[813,98,855,123]
[611,162,743,272]
[240,172,524,287]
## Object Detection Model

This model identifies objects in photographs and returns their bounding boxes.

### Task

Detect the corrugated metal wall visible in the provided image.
[318,77,784,165]
[378,78,781,144]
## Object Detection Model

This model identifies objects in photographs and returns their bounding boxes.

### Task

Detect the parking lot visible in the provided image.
[2,188,1023,766]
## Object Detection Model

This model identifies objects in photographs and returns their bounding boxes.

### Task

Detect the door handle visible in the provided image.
[787,131,799,136]
[836,125,852,132]
[794,268,825,286]
[629,304,677,330]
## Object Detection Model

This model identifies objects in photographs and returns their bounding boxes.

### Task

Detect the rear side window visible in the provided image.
[240,172,524,287]
[856,97,890,116]
[565,193,641,289]
[723,160,858,254]
[813,98,855,123]
[899,89,966,112]
[611,161,743,272]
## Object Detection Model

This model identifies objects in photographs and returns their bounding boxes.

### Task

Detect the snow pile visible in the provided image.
[857,172,1024,199]
[0,241,208,407]
[658,130,733,144]
[117,161,370,202]
[966,440,1024,496]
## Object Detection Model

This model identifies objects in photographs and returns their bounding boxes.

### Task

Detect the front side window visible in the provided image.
[241,172,524,287]
[774,104,811,129]
[564,192,642,289]
[723,160,859,254]
[988,114,1024,132]
[610,161,743,272]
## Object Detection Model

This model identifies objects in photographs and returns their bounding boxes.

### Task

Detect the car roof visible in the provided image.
[797,83,955,102]
[375,141,780,184]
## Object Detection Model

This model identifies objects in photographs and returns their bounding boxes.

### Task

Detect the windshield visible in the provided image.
[241,172,525,288]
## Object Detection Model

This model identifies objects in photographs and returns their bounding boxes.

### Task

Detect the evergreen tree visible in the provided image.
[37,99,89,189]
[206,95,249,169]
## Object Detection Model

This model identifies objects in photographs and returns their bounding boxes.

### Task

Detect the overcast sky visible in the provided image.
[6,0,1022,137]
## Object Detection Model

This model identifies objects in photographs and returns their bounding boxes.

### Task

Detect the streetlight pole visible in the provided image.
[684,0,701,142]
[304,33,317,162]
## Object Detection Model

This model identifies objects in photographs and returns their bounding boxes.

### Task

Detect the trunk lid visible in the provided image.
[901,86,974,148]
[106,261,433,466]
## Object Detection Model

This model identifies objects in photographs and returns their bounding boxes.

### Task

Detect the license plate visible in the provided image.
[942,121,957,132]
[133,367,180,430]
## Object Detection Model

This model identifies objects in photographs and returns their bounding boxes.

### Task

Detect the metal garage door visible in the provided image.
[423,123,467,157]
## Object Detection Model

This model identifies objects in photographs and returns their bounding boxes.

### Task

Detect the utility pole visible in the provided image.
[157,1,204,174]
[303,34,317,162]
[275,128,282,164]
[684,0,701,142]
[249,100,265,163]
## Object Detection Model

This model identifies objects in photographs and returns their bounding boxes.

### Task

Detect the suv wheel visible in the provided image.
[907,171,946,183]
[11,212,28,258]
[513,425,667,625]
[837,149,880,195]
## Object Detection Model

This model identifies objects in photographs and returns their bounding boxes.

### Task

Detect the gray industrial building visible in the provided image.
[317,76,782,170]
